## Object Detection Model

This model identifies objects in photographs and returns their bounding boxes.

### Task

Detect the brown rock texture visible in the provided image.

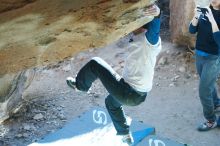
[169,0,210,46]
[0,0,155,77]
[0,0,36,13]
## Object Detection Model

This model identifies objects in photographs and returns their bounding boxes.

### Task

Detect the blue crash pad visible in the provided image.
[138,135,189,146]
[29,107,155,146]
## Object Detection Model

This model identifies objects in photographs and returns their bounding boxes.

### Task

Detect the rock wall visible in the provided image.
[169,0,210,47]
[0,0,36,13]
[0,69,35,123]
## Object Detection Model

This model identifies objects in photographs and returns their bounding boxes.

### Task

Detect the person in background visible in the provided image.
[66,4,161,145]
[189,0,220,131]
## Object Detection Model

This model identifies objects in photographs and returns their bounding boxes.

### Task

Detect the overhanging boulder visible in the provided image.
[0,0,155,76]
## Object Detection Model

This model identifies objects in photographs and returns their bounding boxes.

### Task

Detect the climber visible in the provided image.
[66,4,161,145]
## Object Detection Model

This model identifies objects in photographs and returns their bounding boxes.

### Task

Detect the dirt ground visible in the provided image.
[0,1,220,146]
[0,34,220,146]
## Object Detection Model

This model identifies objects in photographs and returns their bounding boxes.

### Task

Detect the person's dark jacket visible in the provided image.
[189,6,220,55]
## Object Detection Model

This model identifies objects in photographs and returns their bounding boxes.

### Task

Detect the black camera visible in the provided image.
[197,7,208,14]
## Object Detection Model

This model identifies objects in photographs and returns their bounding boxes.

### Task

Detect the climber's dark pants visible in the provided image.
[75,57,147,135]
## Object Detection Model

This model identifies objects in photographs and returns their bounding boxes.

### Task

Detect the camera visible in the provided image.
[197,7,208,14]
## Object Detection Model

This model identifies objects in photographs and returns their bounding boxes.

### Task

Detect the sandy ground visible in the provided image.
[0,34,220,146]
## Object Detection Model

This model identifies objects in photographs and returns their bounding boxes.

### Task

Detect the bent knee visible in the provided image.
[130,95,146,106]
[136,96,146,105]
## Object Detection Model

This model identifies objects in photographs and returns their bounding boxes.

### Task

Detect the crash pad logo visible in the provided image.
[149,139,166,146]
[92,110,107,125]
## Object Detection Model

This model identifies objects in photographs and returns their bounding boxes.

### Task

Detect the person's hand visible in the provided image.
[205,7,219,32]
[205,7,216,23]
[194,6,202,19]
[144,4,160,17]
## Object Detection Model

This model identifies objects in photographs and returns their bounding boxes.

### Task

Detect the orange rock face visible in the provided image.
[0,0,155,76]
